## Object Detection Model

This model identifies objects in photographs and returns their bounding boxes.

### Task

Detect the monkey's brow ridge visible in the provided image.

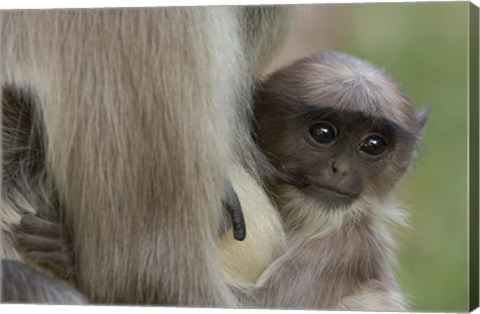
[297,105,417,140]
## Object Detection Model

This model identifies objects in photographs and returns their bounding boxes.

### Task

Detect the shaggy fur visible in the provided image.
[0,7,293,305]
[2,260,86,304]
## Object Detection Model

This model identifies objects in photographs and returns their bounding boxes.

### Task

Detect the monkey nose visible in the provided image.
[330,160,350,176]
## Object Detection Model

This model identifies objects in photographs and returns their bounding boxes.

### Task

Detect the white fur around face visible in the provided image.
[275,182,407,239]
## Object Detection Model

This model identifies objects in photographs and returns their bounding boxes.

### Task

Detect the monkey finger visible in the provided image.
[15,233,66,252]
[219,201,246,240]
[20,214,64,237]
[23,251,74,277]
[222,182,247,241]
[225,197,246,242]
[228,204,247,241]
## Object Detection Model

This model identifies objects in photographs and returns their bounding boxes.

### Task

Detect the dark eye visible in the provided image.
[358,134,387,156]
[309,121,336,145]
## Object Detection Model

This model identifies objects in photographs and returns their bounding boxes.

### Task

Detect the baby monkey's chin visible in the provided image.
[299,184,359,209]
[277,172,358,208]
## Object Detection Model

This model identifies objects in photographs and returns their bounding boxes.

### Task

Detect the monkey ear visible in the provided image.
[416,105,429,131]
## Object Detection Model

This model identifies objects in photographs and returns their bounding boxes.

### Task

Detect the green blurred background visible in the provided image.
[265,3,470,312]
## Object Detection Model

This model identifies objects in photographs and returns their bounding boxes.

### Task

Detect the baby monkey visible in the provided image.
[244,51,427,310]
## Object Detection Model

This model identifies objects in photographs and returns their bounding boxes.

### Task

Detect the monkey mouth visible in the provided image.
[307,185,357,199]
[288,174,359,207]
[302,185,358,208]
[279,172,311,188]
[279,172,358,206]
[282,173,357,197]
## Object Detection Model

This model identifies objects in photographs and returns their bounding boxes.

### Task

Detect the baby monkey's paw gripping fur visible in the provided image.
[15,214,75,281]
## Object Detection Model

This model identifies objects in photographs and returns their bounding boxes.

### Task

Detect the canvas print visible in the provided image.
[0,2,478,312]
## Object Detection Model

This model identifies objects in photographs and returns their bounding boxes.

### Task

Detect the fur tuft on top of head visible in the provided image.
[258,51,423,134]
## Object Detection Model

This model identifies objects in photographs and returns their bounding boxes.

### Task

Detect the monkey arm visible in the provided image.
[15,214,74,281]
[245,241,330,309]
[246,232,404,311]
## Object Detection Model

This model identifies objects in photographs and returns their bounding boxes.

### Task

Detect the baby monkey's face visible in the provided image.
[294,108,399,207]
[253,52,424,209]
[256,104,415,208]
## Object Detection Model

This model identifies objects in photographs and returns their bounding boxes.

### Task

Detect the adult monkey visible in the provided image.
[0,7,293,305]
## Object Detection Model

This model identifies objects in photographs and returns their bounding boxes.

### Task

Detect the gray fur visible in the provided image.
[1,7,293,305]
[1,260,87,304]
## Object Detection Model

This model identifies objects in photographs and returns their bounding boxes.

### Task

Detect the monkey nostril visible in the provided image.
[331,161,338,174]
[330,160,350,176]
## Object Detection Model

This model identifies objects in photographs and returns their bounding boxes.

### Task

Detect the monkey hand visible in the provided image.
[15,214,75,281]
[219,183,246,241]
